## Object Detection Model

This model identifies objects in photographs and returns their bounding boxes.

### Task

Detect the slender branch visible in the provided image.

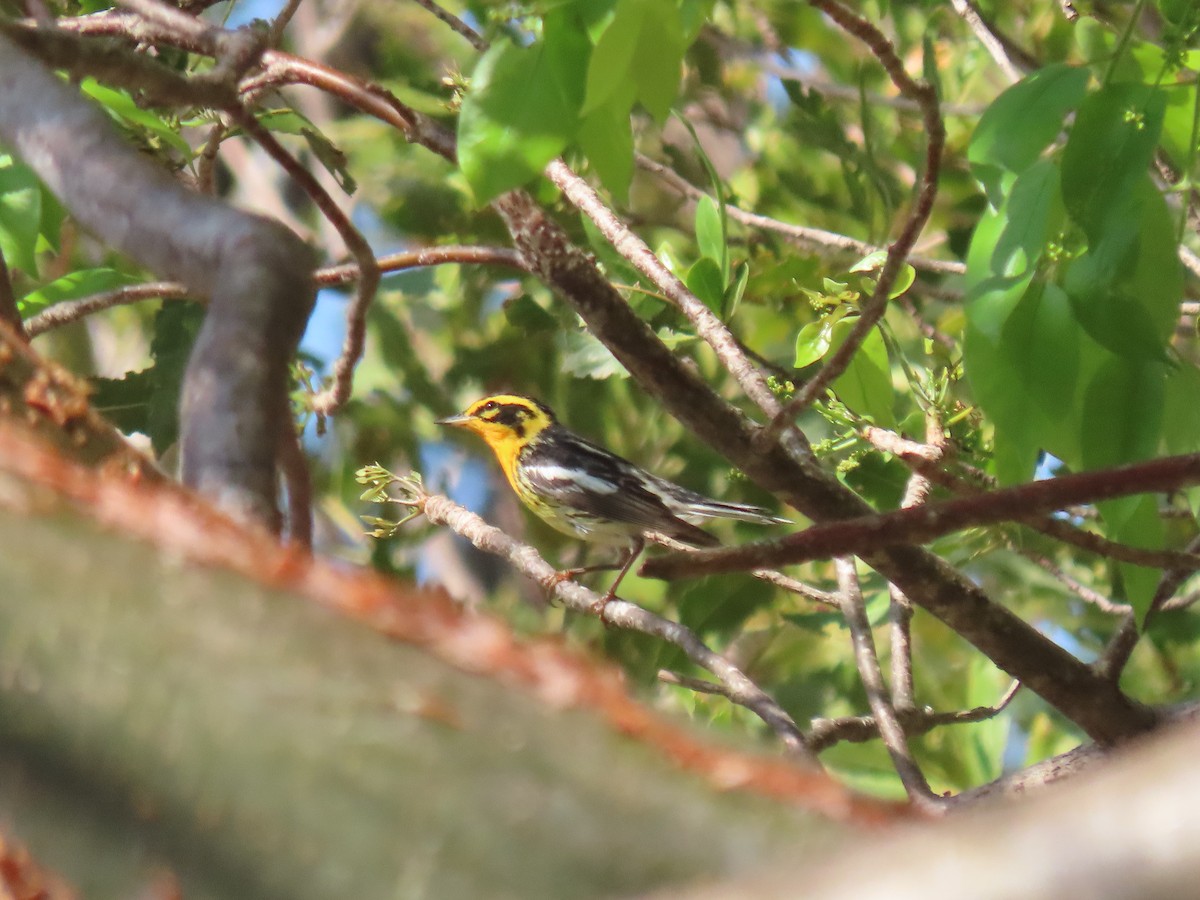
[24,283,190,337]
[760,0,946,444]
[196,117,227,195]
[1020,552,1130,616]
[752,568,838,609]
[890,411,944,710]
[865,429,1200,572]
[634,153,965,276]
[417,491,816,763]
[646,453,1200,579]
[950,0,1027,83]
[267,0,304,46]
[227,108,380,418]
[410,0,487,50]
[544,159,788,423]
[1097,533,1200,681]
[809,680,1021,753]
[836,558,938,806]
[23,247,525,338]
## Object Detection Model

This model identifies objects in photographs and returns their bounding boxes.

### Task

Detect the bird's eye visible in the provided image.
[480,400,498,414]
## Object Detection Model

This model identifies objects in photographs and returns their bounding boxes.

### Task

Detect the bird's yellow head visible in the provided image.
[436,394,557,476]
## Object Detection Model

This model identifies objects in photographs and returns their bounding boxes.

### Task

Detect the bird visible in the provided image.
[436,393,789,607]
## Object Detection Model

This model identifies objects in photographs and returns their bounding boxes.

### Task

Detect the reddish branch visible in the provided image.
[645,453,1200,578]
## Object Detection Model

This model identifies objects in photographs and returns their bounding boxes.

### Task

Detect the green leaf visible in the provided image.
[578,94,634,201]
[1061,82,1166,243]
[1163,365,1200,455]
[1102,493,1163,626]
[969,64,1090,203]
[584,0,684,123]
[828,317,895,427]
[631,0,686,122]
[90,369,157,438]
[992,159,1063,283]
[724,260,749,319]
[560,328,628,379]
[80,79,192,158]
[18,267,132,314]
[503,294,558,333]
[94,303,206,453]
[848,250,916,300]
[254,107,317,136]
[685,256,725,315]
[694,195,727,283]
[793,308,849,368]
[458,17,590,203]
[1061,178,1179,361]
[301,128,357,195]
[999,282,1081,455]
[1079,356,1165,471]
[0,154,41,275]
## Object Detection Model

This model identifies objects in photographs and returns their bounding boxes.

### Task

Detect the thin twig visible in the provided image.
[418,491,816,762]
[196,117,226,195]
[759,0,946,446]
[836,558,938,806]
[863,429,1200,572]
[23,247,525,338]
[229,106,379,416]
[544,158,787,423]
[634,153,965,277]
[1098,533,1200,681]
[893,411,945,709]
[1021,552,1131,616]
[809,680,1021,753]
[268,0,304,46]
[752,568,838,608]
[410,0,487,51]
[950,0,1027,84]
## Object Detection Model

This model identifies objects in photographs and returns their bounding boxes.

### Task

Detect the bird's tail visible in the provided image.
[685,497,791,526]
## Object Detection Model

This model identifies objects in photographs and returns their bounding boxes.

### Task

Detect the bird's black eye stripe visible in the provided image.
[494,405,528,427]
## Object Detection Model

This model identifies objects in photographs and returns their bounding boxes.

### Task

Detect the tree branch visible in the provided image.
[645,453,1200,577]
[808,680,1021,753]
[634,153,965,277]
[23,247,524,338]
[836,559,938,807]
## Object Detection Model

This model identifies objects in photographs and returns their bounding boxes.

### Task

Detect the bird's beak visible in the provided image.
[435,412,472,428]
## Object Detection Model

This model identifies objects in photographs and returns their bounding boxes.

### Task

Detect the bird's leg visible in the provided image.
[589,537,645,616]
